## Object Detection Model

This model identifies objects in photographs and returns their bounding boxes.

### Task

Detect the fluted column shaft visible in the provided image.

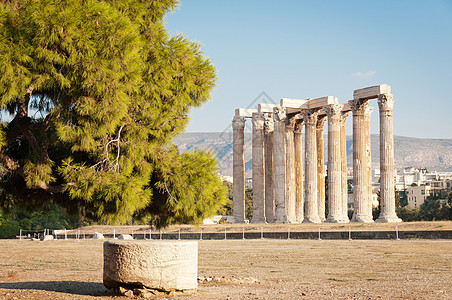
[349,99,373,222]
[285,118,297,223]
[377,94,401,222]
[316,116,327,221]
[365,107,373,219]
[326,105,345,222]
[251,112,266,223]
[264,116,275,223]
[303,110,321,223]
[232,115,246,223]
[273,107,287,222]
[340,112,350,222]
[294,119,304,223]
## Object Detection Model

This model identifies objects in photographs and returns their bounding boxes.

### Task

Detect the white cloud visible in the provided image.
[352,71,376,79]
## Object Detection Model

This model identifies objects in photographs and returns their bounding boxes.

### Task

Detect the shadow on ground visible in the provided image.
[0,281,107,296]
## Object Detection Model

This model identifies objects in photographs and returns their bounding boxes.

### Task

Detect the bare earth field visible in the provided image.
[0,223,452,299]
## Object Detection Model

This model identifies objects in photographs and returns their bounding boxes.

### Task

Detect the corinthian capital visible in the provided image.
[316,115,327,130]
[232,115,245,130]
[294,119,304,134]
[340,111,350,124]
[264,116,274,132]
[252,112,265,130]
[273,106,286,122]
[378,93,394,111]
[303,109,320,126]
[324,104,343,119]
[348,99,369,115]
[285,116,297,131]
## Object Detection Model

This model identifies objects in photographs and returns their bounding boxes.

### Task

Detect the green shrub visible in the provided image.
[0,220,20,238]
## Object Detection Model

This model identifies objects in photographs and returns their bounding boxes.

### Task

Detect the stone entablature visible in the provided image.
[232,84,401,223]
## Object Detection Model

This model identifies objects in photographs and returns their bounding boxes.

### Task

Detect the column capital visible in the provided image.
[294,119,305,134]
[324,104,343,119]
[348,99,369,115]
[316,114,327,130]
[232,115,246,130]
[303,109,320,125]
[340,111,350,124]
[273,106,286,122]
[365,106,374,117]
[378,93,394,111]
[252,112,265,130]
[264,116,274,132]
[285,116,297,131]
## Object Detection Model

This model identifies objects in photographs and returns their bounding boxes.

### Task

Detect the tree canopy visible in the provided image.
[0,0,226,227]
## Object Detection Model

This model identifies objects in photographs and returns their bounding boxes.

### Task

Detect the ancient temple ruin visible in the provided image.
[232,84,402,223]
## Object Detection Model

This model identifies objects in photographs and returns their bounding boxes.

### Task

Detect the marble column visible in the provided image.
[285,117,297,223]
[273,107,287,222]
[232,115,246,223]
[325,105,345,222]
[251,112,266,223]
[264,116,275,223]
[303,109,321,223]
[376,94,402,222]
[316,115,327,221]
[349,99,373,223]
[340,112,350,222]
[365,107,373,221]
[294,118,304,223]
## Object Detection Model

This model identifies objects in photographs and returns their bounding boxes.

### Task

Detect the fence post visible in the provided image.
[318,227,321,240]
[224,228,227,240]
[396,225,400,240]
[242,228,245,240]
[348,225,352,241]
[200,228,203,241]
[178,229,181,240]
[64,228,67,240]
[261,227,263,239]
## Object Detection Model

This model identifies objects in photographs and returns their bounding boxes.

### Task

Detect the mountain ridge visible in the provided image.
[173,132,452,176]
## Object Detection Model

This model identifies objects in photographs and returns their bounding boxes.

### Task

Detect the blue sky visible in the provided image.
[165,0,452,138]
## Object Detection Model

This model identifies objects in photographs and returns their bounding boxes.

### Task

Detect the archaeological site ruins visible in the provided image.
[232,84,402,223]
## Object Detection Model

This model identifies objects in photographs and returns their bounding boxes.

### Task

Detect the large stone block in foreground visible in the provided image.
[103,240,197,291]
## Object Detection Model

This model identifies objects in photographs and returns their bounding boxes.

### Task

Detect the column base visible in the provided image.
[303,216,322,223]
[251,217,266,223]
[232,216,245,224]
[376,214,402,223]
[351,215,374,223]
[326,216,349,223]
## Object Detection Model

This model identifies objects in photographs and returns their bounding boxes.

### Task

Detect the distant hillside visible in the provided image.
[173,133,452,176]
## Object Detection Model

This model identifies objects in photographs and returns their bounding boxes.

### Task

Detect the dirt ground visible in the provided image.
[1,223,452,299]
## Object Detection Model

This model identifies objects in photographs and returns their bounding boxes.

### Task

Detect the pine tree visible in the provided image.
[0,0,226,227]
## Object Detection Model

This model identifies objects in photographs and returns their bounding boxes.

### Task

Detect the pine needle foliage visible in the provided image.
[0,0,226,227]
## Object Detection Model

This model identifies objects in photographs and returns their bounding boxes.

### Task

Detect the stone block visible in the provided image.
[93,232,105,239]
[235,108,257,118]
[280,98,309,109]
[42,235,54,241]
[117,234,133,240]
[103,240,198,292]
[307,96,338,109]
[353,84,391,100]
[258,103,277,113]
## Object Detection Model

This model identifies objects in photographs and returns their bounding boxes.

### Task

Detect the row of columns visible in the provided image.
[232,86,401,223]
